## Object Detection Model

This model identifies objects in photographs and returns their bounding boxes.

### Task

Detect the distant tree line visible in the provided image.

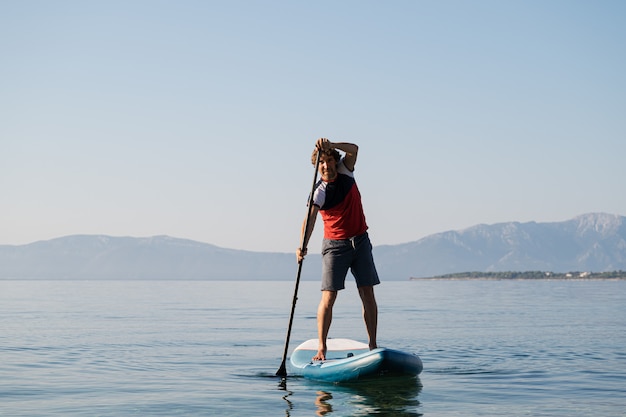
[411,270,626,280]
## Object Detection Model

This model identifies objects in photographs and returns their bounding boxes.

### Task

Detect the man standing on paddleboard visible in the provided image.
[297,138,380,361]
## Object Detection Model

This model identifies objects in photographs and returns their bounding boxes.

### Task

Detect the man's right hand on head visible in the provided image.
[316,137,333,152]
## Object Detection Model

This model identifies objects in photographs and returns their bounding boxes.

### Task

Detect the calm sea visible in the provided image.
[1,279,624,416]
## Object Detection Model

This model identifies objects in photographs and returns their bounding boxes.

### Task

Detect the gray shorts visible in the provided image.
[321,232,381,291]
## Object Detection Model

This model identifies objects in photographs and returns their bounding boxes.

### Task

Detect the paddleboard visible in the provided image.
[290,338,423,382]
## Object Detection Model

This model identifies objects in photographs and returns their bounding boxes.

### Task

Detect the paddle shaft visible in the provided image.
[276,151,321,377]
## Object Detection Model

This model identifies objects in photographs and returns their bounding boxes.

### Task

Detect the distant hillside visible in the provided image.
[0,235,318,280]
[1,213,625,280]
[375,212,626,278]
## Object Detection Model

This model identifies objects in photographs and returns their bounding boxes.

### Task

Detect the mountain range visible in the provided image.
[1,213,624,280]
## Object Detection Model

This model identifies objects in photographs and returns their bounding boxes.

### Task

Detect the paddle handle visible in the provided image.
[276,150,321,377]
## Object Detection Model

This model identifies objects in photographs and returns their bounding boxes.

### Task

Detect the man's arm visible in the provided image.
[333,142,358,171]
[296,205,319,262]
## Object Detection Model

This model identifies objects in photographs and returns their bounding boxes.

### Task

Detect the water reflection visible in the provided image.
[279,378,294,416]
[281,376,422,416]
[315,390,333,416]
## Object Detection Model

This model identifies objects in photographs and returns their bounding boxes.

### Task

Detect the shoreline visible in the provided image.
[410,277,626,281]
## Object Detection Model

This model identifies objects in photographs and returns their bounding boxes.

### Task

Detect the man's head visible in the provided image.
[312,148,341,182]
[311,147,340,165]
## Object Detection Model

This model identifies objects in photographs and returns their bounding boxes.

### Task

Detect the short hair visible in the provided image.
[311,147,341,165]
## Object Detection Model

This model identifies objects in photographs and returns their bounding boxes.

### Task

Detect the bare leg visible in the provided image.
[313,290,337,361]
[358,285,378,350]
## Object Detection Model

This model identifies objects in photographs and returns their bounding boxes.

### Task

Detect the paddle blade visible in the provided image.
[276,362,287,378]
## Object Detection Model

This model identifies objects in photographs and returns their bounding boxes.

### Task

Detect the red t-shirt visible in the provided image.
[311,160,368,240]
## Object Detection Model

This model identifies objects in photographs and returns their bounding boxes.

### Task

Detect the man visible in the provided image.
[297,137,380,361]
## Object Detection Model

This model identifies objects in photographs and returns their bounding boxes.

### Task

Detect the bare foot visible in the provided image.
[312,348,326,361]
[369,343,377,350]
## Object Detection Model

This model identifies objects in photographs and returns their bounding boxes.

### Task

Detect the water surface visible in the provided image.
[1,280,624,416]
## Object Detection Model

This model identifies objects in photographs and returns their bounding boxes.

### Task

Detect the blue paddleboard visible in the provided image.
[290,338,423,382]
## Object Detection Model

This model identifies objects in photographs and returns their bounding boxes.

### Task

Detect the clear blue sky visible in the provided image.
[2,0,625,252]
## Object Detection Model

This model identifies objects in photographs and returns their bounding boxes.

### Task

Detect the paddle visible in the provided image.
[276,150,321,378]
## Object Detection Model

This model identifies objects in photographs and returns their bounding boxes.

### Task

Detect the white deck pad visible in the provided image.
[294,338,370,351]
